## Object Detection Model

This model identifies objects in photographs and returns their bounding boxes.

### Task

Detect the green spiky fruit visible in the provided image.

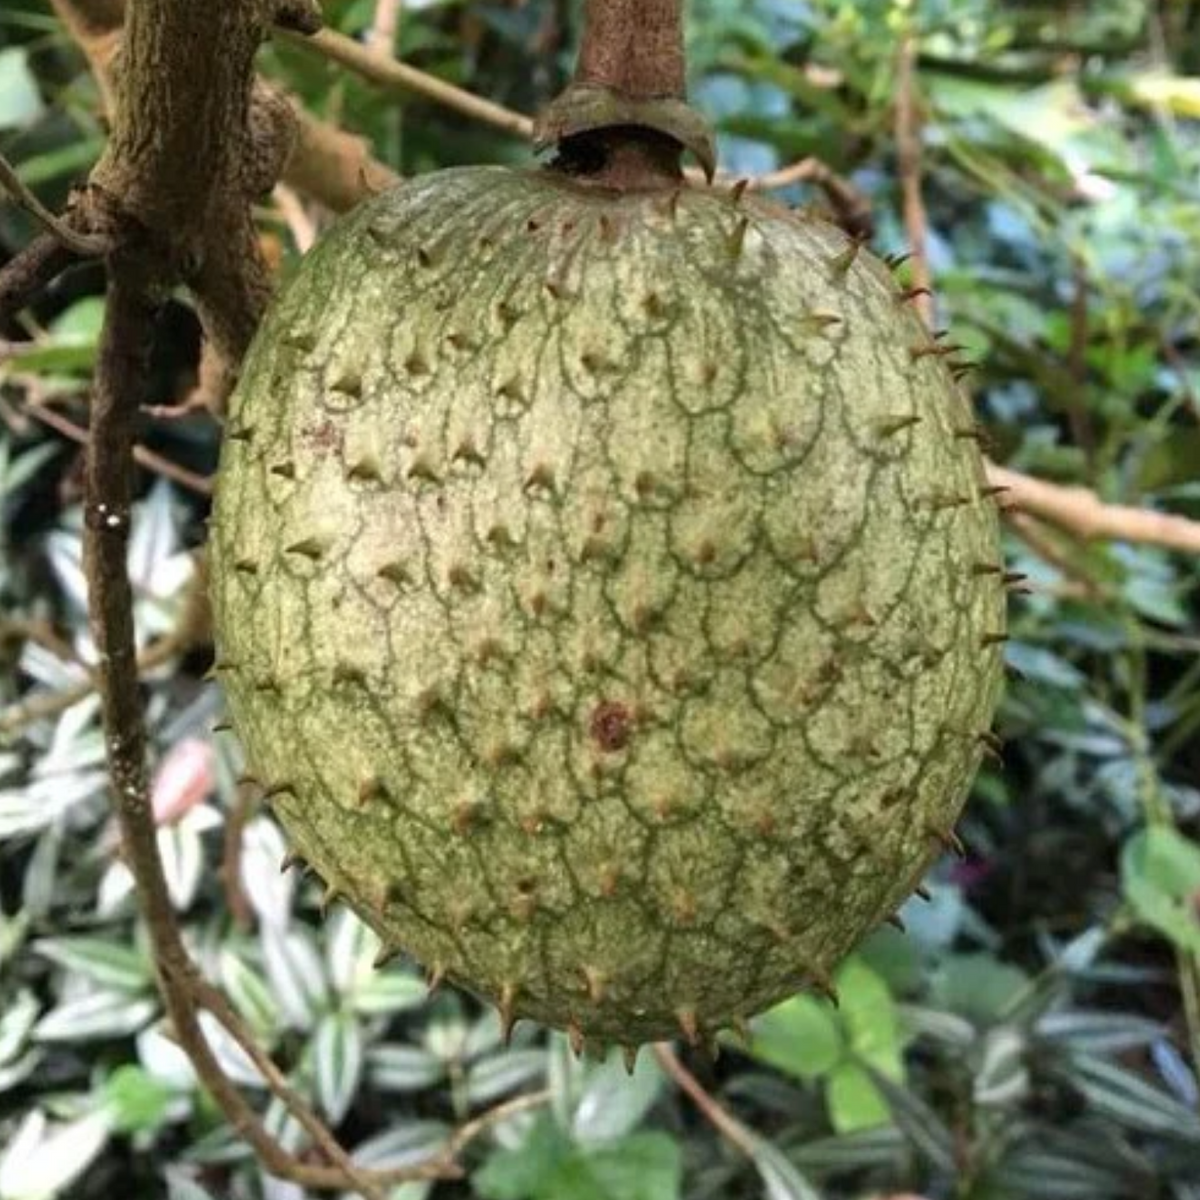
[209,164,1005,1050]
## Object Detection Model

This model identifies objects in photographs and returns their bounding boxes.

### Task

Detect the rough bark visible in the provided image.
[50,0,395,218]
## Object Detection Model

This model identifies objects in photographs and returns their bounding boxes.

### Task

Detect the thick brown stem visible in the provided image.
[575,0,685,99]
[536,0,713,187]
[91,4,263,244]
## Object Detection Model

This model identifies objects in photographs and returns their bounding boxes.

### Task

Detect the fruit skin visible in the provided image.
[209,165,1005,1047]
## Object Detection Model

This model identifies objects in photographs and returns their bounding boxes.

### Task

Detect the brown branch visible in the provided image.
[286,106,398,213]
[741,156,873,239]
[48,0,397,217]
[0,151,107,257]
[441,1089,551,1159]
[0,235,79,327]
[284,27,534,140]
[653,1044,762,1160]
[220,782,257,930]
[70,0,397,1192]
[83,208,398,1200]
[575,0,685,99]
[0,629,184,741]
[26,401,214,496]
[894,30,934,328]
[989,466,1200,554]
[367,0,401,55]
[0,617,81,666]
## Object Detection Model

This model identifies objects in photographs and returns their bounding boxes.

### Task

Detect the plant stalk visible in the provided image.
[575,0,685,99]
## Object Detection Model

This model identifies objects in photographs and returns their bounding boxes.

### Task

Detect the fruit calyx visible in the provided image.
[533,0,717,190]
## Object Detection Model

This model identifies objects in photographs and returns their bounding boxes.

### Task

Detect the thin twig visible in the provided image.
[989,465,1200,554]
[186,974,396,1197]
[0,631,185,740]
[1005,511,1100,600]
[221,782,257,930]
[26,402,214,496]
[366,0,400,55]
[282,26,535,140]
[0,617,81,667]
[653,1044,762,1160]
[0,152,108,258]
[273,183,319,252]
[741,156,873,238]
[1066,255,1096,471]
[85,261,400,1200]
[441,1089,551,1159]
[894,29,933,328]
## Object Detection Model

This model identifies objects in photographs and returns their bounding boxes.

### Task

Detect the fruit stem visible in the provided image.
[575,0,686,101]
[534,0,716,189]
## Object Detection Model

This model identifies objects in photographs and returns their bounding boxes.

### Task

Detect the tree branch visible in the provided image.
[0,235,79,327]
[653,1045,762,1160]
[894,29,934,329]
[47,0,397,216]
[988,466,1200,554]
[283,26,534,139]
[25,401,214,496]
[286,104,398,213]
[0,152,108,257]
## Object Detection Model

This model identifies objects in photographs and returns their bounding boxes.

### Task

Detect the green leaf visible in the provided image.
[0,990,41,1066]
[750,1138,824,1200]
[34,993,157,1044]
[836,958,903,1078]
[547,1134,681,1200]
[828,1062,891,1133]
[1125,73,1200,119]
[349,970,427,1017]
[1121,826,1200,953]
[311,1010,364,1127]
[218,950,277,1039]
[368,1044,446,1093]
[33,937,151,994]
[930,954,1031,1025]
[747,995,842,1081]
[0,297,108,380]
[571,1049,662,1144]
[0,1110,109,1200]
[476,1123,681,1200]
[973,1028,1030,1108]
[1066,1053,1200,1141]
[50,297,107,344]
[468,1049,547,1106]
[475,1118,572,1200]
[0,47,44,130]
[102,1064,173,1133]
[863,1065,956,1174]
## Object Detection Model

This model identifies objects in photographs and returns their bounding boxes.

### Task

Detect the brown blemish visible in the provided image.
[302,420,341,455]
[590,700,633,752]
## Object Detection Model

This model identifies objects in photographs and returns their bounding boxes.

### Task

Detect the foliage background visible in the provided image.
[2,0,1200,1197]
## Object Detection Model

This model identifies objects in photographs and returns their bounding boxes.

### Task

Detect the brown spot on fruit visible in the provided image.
[302,420,341,454]
[590,701,633,753]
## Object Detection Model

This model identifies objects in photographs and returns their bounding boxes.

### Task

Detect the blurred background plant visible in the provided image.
[1,0,1199,1197]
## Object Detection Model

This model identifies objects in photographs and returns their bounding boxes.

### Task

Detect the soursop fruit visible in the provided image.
[209,164,1005,1050]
